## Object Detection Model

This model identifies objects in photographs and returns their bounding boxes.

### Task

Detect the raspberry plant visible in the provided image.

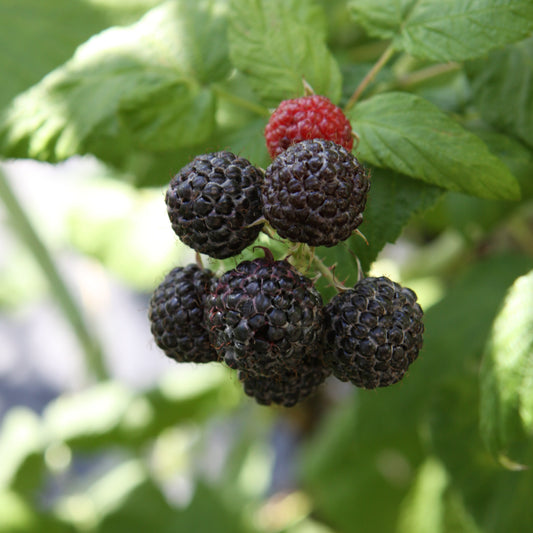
[0,1,533,533]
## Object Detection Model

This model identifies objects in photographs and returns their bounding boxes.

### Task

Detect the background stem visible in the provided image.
[345,44,396,111]
[0,166,108,381]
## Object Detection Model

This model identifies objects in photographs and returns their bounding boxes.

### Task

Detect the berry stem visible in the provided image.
[345,44,396,111]
[0,167,108,381]
[310,251,346,293]
[212,84,270,117]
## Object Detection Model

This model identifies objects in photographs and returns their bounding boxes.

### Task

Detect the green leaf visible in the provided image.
[397,0,533,61]
[349,92,520,200]
[467,37,533,150]
[0,0,161,111]
[228,0,342,106]
[0,0,229,162]
[480,270,533,463]
[348,0,416,39]
[349,0,533,61]
[423,131,533,238]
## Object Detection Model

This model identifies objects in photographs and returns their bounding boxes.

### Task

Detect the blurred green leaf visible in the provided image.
[428,378,533,532]
[396,457,449,533]
[163,482,256,533]
[0,0,161,110]
[228,0,342,106]
[0,490,74,533]
[302,254,533,533]
[0,0,229,163]
[349,92,520,200]
[480,270,533,463]
[0,408,45,495]
[97,477,255,533]
[42,366,238,450]
[467,37,533,150]
[88,462,173,532]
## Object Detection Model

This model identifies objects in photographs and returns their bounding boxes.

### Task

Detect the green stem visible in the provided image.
[0,167,108,381]
[395,62,461,89]
[311,252,347,292]
[212,84,271,117]
[345,44,396,111]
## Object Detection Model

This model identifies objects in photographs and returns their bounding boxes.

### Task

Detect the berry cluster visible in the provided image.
[148,94,424,407]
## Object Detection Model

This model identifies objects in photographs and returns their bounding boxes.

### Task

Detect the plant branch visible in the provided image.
[345,44,396,111]
[0,167,108,381]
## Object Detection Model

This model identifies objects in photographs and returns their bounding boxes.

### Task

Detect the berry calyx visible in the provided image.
[148,264,219,363]
[262,139,370,247]
[324,277,424,389]
[265,95,353,158]
[165,151,264,259]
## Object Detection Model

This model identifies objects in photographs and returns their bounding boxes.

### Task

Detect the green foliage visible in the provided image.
[350,0,533,60]
[0,0,161,110]
[1,0,533,532]
[228,0,342,106]
[467,37,533,149]
[303,254,533,533]
[480,270,533,464]
[349,92,520,199]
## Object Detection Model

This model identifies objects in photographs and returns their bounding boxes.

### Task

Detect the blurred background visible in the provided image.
[1,1,533,532]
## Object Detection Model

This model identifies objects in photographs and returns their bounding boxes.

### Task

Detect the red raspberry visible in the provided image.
[265,95,353,158]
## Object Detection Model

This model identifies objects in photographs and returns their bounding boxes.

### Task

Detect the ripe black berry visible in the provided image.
[239,363,330,407]
[166,151,264,259]
[205,255,325,378]
[262,139,370,247]
[324,277,424,388]
[148,264,219,363]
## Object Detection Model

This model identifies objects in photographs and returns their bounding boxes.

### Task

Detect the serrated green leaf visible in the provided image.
[348,0,416,39]
[349,0,533,61]
[398,0,533,61]
[480,270,533,462]
[0,0,161,111]
[467,37,533,150]
[0,0,229,163]
[349,92,520,200]
[228,0,342,106]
